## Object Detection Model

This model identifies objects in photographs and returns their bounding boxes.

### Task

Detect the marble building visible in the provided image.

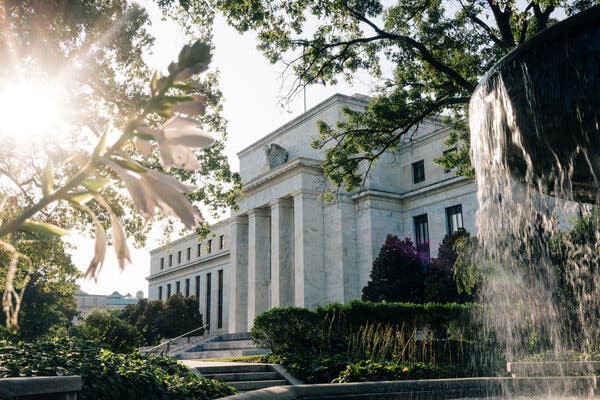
[146,93,478,334]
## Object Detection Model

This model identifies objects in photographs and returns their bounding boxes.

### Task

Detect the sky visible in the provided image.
[74,3,376,296]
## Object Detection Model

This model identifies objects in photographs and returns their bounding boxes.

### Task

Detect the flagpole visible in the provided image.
[303,85,307,113]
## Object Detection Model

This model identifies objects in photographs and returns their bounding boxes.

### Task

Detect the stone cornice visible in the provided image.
[149,218,232,255]
[242,157,322,193]
[352,176,475,203]
[146,250,230,281]
[237,94,369,158]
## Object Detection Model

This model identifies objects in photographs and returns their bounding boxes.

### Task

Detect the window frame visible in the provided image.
[445,204,464,235]
[412,160,425,184]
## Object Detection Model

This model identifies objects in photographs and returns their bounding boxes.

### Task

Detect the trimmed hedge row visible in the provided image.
[252,301,475,354]
[251,301,503,383]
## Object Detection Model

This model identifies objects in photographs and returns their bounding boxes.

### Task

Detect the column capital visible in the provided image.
[269,198,294,208]
[291,190,320,200]
[247,207,270,217]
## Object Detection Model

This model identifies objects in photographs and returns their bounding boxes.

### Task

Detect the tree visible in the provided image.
[75,310,143,353]
[119,295,204,345]
[0,231,79,339]
[425,228,472,302]
[193,0,591,190]
[0,1,240,331]
[362,235,424,302]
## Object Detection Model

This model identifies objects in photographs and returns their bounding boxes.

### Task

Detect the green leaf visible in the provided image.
[150,70,159,95]
[42,161,54,197]
[68,191,94,205]
[82,177,111,192]
[93,130,110,158]
[20,220,69,236]
[111,158,147,173]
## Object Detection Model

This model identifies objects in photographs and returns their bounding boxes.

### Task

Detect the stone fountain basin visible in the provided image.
[471,5,600,203]
[220,376,598,400]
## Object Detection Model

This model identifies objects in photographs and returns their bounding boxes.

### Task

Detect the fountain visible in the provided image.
[469,3,600,397]
[221,5,600,399]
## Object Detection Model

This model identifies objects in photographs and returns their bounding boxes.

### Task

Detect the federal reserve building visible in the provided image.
[146,93,477,334]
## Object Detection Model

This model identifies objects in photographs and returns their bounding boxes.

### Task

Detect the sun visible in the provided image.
[0,79,69,148]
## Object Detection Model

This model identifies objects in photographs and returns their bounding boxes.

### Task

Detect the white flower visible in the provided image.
[136,116,214,172]
[110,213,131,270]
[108,159,201,229]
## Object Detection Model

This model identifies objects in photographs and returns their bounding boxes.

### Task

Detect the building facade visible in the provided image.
[74,289,143,323]
[147,93,478,334]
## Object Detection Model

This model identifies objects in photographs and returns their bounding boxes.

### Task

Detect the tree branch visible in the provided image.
[342,2,476,91]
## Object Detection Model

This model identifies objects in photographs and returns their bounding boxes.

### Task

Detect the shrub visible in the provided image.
[333,360,453,383]
[0,337,236,400]
[252,301,496,383]
[74,310,143,353]
[362,236,425,302]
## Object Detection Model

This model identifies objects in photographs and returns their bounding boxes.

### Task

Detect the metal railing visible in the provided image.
[145,324,209,356]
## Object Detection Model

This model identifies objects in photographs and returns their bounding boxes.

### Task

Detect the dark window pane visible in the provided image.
[412,160,425,183]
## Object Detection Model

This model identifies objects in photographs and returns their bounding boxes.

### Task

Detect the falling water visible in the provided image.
[469,4,600,397]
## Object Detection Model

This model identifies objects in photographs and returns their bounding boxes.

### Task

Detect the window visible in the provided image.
[442,147,457,173]
[187,247,191,260]
[195,275,200,298]
[207,239,212,253]
[177,250,182,264]
[168,254,173,267]
[185,278,190,297]
[219,235,225,250]
[197,243,201,257]
[446,204,464,235]
[160,258,164,270]
[206,273,212,332]
[175,281,180,294]
[158,286,163,301]
[217,269,224,329]
[166,283,171,298]
[412,160,425,184]
[414,214,430,262]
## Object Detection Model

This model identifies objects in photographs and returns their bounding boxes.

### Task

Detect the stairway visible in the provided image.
[176,332,270,360]
[196,363,291,392]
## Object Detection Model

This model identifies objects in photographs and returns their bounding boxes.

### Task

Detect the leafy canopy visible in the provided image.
[197,0,595,190]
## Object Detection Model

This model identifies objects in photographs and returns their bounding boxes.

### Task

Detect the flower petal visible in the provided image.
[85,221,107,280]
[110,214,131,270]
[158,142,201,172]
[133,137,154,156]
[171,95,208,116]
[162,116,215,148]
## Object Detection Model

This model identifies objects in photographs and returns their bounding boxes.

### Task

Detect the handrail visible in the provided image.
[146,324,209,355]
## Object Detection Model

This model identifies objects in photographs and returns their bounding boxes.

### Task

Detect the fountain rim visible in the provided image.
[473,4,600,94]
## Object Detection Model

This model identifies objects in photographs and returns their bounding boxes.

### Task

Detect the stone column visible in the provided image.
[247,208,271,331]
[270,198,295,307]
[228,215,248,333]
[293,192,325,308]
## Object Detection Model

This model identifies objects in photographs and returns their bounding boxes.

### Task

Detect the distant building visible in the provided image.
[147,93,478,334]
[74,289,144,322]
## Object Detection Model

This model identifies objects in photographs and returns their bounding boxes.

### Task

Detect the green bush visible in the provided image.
[252,301,504,383]
[333,360,453,383]
[0,337,236,400]
[73,310,143,353]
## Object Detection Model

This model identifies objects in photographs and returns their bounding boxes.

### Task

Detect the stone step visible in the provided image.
[179,348,269,360]
[202,372,279,381]
[199,339,255,350]
[227,380,288,392]
[196,364,272,374]
[217,332,252,341]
